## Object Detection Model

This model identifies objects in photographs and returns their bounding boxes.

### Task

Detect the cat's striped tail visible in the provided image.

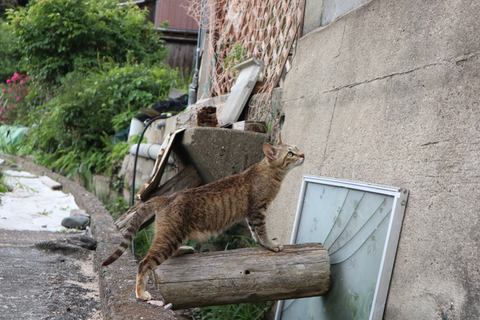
[101,200,158,267]
[101,222,137,266]
[102,196,171,267]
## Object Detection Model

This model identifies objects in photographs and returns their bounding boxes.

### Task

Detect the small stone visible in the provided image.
[61,216,90,230]
[147,300,164,307]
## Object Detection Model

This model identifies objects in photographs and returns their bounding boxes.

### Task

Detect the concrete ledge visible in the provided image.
[181,127,268,183]
[4,156,176,320]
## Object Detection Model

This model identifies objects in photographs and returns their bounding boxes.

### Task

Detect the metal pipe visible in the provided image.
[129,143,163,160]
[188,22,203,105]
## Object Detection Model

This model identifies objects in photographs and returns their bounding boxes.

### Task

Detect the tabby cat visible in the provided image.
[102,142,305,301]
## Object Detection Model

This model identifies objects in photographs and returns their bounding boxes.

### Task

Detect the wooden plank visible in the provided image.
[39,176,62,190]
[137,129,186,202]
[217,58,263,126]
[154,243,330,309]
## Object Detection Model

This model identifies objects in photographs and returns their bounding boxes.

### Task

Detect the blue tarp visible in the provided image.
[0,125,28,145]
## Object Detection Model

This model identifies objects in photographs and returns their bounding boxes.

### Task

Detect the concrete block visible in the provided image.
[181,127,267,183]
[144,118,166,144]
[92,175,112,202]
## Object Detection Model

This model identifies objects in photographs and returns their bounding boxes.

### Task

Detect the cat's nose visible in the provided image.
[299,153,305,159]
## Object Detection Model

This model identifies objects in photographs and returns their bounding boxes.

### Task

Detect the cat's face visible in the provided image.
[263,143,305,170]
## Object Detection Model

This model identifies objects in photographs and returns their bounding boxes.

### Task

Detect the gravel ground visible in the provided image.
[0,230,101,320]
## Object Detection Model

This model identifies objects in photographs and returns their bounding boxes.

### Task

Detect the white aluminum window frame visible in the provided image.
[275,176,409,320]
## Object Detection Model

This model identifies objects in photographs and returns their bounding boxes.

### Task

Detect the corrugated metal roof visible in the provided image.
[155,0,198,31]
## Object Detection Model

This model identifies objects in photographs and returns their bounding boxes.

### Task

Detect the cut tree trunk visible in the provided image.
[154,243,330,309]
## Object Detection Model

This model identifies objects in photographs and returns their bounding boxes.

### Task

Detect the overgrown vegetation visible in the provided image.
[0,19,19,81]
[22,64,177,177]
[222,42,247,73]
[7,0,166,85]
[0,0,179,179]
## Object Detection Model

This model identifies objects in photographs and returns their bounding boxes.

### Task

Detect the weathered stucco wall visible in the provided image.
[267,0,480,318]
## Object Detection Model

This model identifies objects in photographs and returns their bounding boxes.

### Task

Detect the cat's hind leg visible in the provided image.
[135,226,183,301]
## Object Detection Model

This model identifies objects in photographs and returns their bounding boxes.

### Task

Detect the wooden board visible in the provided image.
[217,58,263,126]
[154,243,330,309]
[39,176,62,190]
[137,128,186,202]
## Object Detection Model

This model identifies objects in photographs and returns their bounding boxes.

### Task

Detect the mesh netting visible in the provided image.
[186,0,304,99]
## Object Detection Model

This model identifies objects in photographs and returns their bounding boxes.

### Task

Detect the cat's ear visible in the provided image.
[277,130,283,145]
[263,143,277,161]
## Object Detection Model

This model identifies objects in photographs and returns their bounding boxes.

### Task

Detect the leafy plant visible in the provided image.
[222,42,248,72]
[24,63,177,176]
[0,19,20,81]
[105,196,129,219]
[133,224,155,258]
[7,0,166,84]
[0,171,10,192]
[198,302,272,320]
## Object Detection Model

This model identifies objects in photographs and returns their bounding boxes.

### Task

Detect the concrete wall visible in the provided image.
[267,0,480,318]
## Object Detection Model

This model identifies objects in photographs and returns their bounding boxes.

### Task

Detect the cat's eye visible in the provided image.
[287,151,294,157]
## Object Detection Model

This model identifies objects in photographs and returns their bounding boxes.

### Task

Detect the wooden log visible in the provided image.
[196,106,218,127]
[154,243,330,309]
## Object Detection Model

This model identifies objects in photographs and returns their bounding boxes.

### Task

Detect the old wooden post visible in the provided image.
[154,243,330,309]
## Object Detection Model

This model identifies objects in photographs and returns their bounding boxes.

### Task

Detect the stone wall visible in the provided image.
[267,0,480,318]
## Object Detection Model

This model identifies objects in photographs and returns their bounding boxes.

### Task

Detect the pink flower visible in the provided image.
[11,72,20,82]
[6,79,11,84]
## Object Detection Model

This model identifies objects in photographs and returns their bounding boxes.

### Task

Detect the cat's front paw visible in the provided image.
[261,242,284,252]
[271,244,284,252]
